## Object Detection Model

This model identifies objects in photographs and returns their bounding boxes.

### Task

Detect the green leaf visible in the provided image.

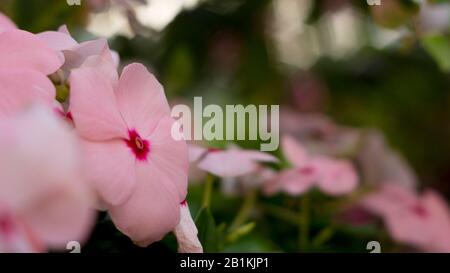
[422,34,450,72]
[195,208,219,252]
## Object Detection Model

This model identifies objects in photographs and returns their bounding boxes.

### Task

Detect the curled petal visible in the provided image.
[173,202,203,253]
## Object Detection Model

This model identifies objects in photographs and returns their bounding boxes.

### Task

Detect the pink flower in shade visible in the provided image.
[37,25,119,81]
[188,144,278,178]
[0,12,16,33]
[69,62,188,246]
[360,184,450,253]
[264,135,358,196]
[0,106,95,252]
[173,200,203,253]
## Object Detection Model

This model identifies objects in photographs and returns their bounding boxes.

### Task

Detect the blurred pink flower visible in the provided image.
[0,29,63,75]
[0,106,95,252]
[357,130,418,189]
[69,62,188,246]
[264,135,358,196]
[222,166,276,196]
[360,184,450,253]
[173,200,203,253]
[0,69,56,117]
[37,25,119,82]
[0,12,16,33]
[189,144,278,178]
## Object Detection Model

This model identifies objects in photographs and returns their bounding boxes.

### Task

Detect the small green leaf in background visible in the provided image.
[195,208,220,252]
[422,34,450,72]
[226,222,255,243]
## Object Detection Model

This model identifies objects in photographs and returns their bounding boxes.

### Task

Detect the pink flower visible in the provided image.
[264,135,358,196]
[222,166,276,195]
[360,184,450,252]
[173,201,203,253]
[69,62,188,246]
[189,144,278,178]
[0,106,95,252]
[0,12,16,33]
[0,68,56,117]
[0,29,63,75]
[37,25,119,81]
[0,15,63,118]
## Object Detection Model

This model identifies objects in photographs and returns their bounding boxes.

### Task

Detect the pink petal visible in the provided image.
[22,184,95,248]
[0,204,43,253]
[313,157,358,196]
[69,66,127,141]
[199,150,257,178]
[263,168,316,196]
[237,150,279,164]
[0,69,55,117]
[62,39,115,71]
[420,191,450,252]
[281,135,309,167]
[58,25,71,35]
[79,54,119,84]
[37,31,78,51]
[173,202,203,253]
[147,117,189,201]
[108,161,181,246]
[0,30,63,75]
[0,106,95,249]
[198,149,277,178]
[360,185,418,218]
[0,12,16,33]
[80,139,137,206]
[116,63,171,137]
[383,211,430,249]
[188,144,207,162]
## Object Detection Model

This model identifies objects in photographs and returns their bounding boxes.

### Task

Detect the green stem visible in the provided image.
[202,175,214,209]
[312,226,335,248]
[298,196,310,252]
[259,204,299,225]
[229,189,257,231]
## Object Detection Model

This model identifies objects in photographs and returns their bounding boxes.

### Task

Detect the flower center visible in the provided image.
[135,136,144,150]
[298,166,314,175]
[125,129,150,161]
[411,204,428,219]
[0,212,15,236]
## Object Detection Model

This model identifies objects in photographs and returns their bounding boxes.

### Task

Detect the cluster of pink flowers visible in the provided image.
[0,12,200,253]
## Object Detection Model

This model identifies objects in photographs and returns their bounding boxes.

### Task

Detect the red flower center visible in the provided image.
[298,166,314,175]
[207,148,222,153]
[125,129,150,161]
[411,204,428,219]
[0,212,15,236]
